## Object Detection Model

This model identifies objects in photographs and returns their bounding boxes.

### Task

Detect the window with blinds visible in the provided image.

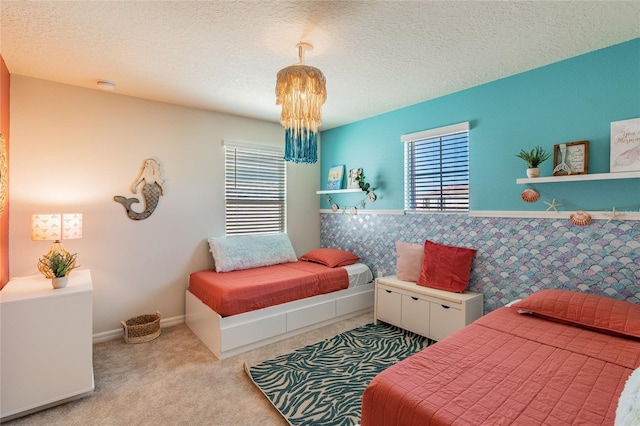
[403,122,469,212]
[224,142,286,235]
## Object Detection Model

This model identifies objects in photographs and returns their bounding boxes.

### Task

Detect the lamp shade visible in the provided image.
[31,214,62,241]
[31,213,82,241]
[62,213,83,239]
[276,42,326,164]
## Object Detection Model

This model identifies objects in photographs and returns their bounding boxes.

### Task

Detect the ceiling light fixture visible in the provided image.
[276,42,326,164]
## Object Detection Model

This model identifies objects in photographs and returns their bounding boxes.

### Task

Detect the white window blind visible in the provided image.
[403,122,470,212]
[224,141,286,235]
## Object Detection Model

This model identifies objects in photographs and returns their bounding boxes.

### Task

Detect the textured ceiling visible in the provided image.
[2,1,639,130]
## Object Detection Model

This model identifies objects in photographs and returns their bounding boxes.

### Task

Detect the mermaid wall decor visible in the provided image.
[114,158,165,220]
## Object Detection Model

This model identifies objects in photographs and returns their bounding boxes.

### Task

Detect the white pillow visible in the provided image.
[616,366,640,426]
[207,234,297,272]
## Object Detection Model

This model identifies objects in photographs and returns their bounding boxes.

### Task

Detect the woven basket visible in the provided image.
[121,311,161,343]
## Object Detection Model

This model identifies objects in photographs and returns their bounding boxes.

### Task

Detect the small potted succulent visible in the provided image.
[516,146,552,178]
[37,251,79,289]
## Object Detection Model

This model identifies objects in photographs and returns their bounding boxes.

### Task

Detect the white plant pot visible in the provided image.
[526,168,540,178]
[51,276,68,289]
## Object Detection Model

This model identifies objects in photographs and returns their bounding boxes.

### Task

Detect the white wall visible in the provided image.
[8,76,320,334]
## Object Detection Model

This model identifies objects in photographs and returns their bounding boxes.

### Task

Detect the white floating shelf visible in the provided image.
[516,171,640,184]
[316,188,362,194]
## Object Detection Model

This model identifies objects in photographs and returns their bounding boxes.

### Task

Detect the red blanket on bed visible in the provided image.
[189,261,349,317]
[361,307,640,425]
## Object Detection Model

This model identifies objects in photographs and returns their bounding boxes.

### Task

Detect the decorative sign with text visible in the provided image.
[553,141,589,176]
[611,117,640,173]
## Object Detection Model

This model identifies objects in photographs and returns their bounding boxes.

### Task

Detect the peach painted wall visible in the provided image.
[9,76,320,334]
[0,56,9,289]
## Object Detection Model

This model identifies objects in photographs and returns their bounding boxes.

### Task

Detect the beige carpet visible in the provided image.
[4,312,372,426]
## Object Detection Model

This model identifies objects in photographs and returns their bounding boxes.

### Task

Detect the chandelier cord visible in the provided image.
[297,44,304,64]
[296,42,311,65]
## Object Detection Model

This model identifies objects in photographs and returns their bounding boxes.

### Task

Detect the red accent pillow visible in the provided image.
[417,240,476,293]
[511,289,640,339]
[299,248,359,268]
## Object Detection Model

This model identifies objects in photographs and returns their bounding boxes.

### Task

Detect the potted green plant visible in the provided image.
[37,251,79,288]
[516,146,552,178]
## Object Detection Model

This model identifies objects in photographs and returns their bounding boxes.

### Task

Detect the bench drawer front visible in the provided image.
[429,302,463,341]
[401,295,430,337]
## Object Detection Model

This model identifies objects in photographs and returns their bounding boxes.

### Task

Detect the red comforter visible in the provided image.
[361,307,640,425]
[189,261,349,317]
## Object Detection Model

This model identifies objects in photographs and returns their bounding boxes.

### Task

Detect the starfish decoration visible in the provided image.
[544,198,563,212]
[605,207,623,224]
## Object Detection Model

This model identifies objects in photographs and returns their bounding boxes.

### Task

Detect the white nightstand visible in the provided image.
[0,269,94,421]
[375,275,483,341]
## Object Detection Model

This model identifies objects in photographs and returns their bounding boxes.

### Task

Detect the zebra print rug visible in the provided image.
[243,323,430,426]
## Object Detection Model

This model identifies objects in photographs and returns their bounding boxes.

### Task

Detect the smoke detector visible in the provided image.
[96,80,116,91]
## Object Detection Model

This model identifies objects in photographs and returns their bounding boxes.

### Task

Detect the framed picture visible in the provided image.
[552,141,589,176]
[327,165,345,190]
[610,117,640,173]
[347,168,362,189]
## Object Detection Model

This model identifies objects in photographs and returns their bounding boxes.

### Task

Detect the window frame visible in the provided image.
[223,141,286,235]
[402,122,470,213]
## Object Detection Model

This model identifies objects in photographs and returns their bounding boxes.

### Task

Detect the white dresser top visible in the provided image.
[0,269,92,303]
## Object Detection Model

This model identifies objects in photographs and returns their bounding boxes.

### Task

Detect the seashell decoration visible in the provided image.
[520,188,540,203]
[570,211,592,226]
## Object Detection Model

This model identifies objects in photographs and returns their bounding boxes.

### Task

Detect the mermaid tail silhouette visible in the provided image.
[114,158,164,220]
[614,144,640,167]
[114,181,162,220]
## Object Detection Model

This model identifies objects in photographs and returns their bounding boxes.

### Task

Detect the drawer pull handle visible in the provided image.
[385,290,392,294]
[411,296,419,301]
[441,305,450,309]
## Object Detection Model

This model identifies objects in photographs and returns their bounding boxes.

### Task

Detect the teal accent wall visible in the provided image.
[320,39,640,212]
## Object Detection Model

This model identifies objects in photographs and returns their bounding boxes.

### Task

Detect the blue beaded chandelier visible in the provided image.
[276,42,326,164]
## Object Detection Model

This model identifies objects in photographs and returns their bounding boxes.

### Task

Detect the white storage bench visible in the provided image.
[374,275,483,341]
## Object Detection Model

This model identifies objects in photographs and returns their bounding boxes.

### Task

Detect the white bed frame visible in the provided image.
[185,283,374,359]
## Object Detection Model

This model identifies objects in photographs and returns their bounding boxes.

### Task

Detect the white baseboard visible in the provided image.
[92,315,185,344]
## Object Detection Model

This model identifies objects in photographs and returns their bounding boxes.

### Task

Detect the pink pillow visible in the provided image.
[395,241,424,282]
[417,240,476,293]
[299,248,359,268]
[511,289,640,339]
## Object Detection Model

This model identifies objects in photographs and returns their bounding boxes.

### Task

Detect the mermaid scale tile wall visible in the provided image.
[321,213,640,313]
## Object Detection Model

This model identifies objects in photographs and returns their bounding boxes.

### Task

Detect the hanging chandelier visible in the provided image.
[276,42,327,164]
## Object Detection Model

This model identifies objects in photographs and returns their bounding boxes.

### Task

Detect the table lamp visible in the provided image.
[32,213,82,277]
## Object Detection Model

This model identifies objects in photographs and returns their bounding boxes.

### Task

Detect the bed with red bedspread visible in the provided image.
[186,236,376,359]
[361,289,640,425]
[189,260,349,317]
